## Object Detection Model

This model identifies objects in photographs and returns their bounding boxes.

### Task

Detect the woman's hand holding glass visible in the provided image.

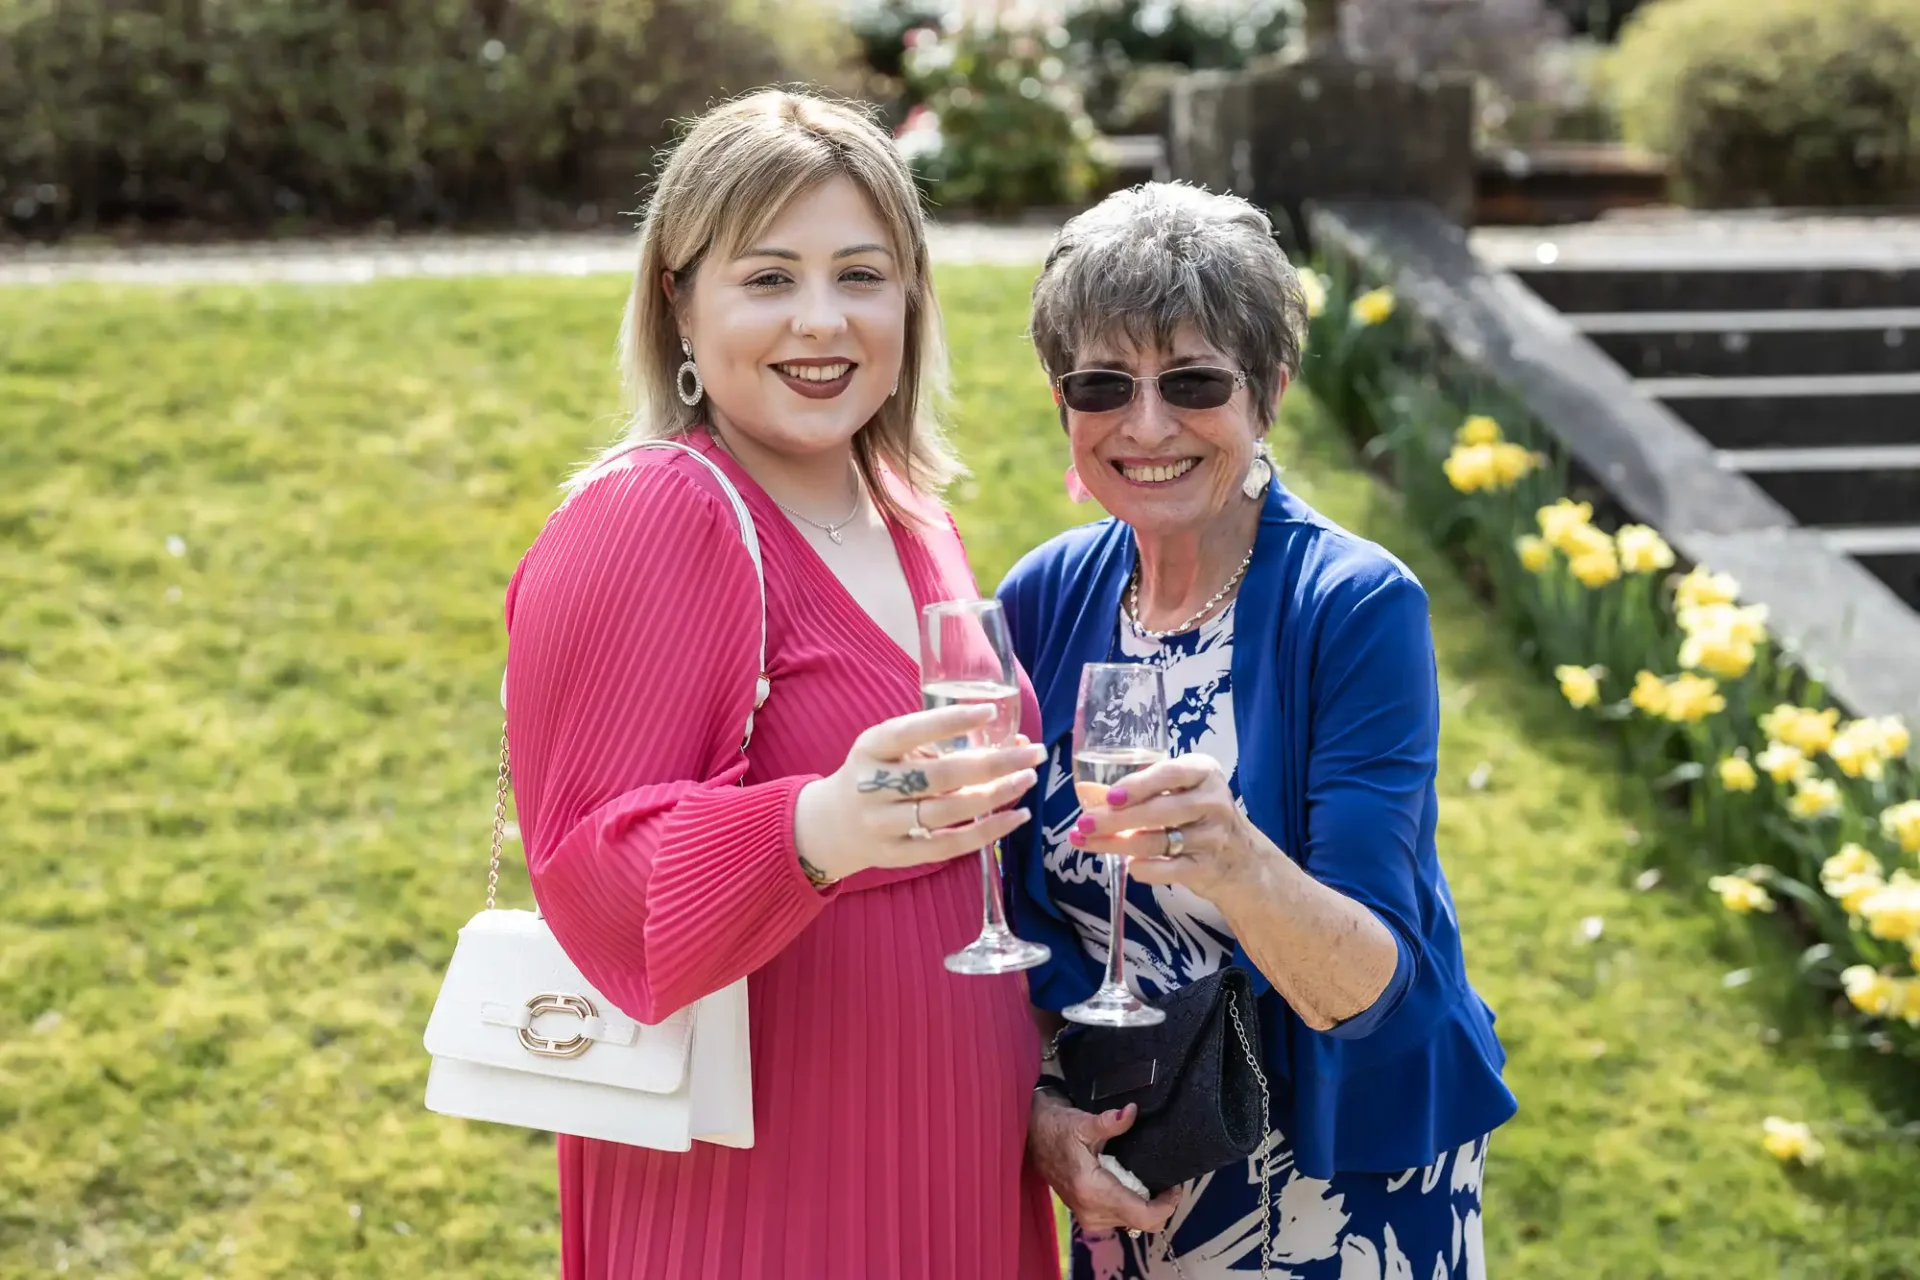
[794,704,1044,883]
[1068,752,1269,902]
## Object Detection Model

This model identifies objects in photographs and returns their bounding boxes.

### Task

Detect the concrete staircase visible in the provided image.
[1512,261,1920,611]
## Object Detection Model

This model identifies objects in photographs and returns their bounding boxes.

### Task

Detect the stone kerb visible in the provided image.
[1307,199,1920,729]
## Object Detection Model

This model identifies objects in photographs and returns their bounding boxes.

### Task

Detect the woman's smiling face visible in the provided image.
[1063,322,1265,537]
[675,175,908,458]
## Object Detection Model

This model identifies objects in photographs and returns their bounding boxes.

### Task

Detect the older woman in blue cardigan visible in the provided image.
[999,183,1517,1278]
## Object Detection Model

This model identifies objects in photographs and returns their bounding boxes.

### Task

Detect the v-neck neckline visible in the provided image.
[687,430,930,684]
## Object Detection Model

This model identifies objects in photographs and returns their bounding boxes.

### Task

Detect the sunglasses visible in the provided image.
[1054,365,1248,414]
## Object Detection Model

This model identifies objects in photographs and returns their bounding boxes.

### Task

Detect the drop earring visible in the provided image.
[1242,440,1274,500]
[1064,465,1093,504]
[676,337,703,407]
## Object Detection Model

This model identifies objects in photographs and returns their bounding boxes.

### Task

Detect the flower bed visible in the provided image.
[1299,262,1920,1084]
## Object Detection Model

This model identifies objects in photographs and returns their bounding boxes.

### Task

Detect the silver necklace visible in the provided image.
[773,482,863,544]
[1124,546,1254,638]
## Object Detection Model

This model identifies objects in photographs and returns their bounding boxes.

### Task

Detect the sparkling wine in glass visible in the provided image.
[1063,662,1170,1027]
[920,599,1051,976]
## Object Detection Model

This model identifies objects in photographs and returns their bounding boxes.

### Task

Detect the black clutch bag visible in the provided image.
[1056,966,1268,1197]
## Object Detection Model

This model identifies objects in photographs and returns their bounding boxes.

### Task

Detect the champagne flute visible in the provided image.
[1062,662,1169,1027]
[920,599,1051,976]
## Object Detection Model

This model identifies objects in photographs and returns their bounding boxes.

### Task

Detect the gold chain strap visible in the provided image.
[486,723,510,912]
[1153,988,1273,1280]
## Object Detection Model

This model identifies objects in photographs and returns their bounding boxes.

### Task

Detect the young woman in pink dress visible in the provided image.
[499,91,1062,1279]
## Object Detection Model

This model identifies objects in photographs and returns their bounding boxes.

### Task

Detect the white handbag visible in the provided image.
[423,439,769,1152]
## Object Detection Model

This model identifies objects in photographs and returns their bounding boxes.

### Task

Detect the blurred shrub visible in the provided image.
[1610,0,1920,207]
[0,0,855,237]
[1064,0,1293,135]
[1342,0,1568,113]
[900,23,1105,217]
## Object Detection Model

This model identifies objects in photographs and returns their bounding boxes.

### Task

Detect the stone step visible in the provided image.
[1825,526,1920,610]
[1577,308,1920,378]
[1517,265,1920,314]
[1717,444,1920,527]
[1640,373,1920,449]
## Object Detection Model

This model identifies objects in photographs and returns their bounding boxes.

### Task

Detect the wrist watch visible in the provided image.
[798,851,838,890]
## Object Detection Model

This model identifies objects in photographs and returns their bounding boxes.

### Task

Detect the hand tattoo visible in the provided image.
[857,768,930,797]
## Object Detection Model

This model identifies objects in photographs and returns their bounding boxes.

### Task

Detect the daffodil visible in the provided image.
[1859,871,1920,944]
[1351,287,1395,326]
[1443,445,1496,494]
[1537,499,1594,553]
[1788,777,1841,821]
[1842,964,1901,1016]
[1556,665,1601,709]
[1759,704,1840,756]
[1568,546,1622,589]
[1717,755,1758,792]
[1488,442,1540,488]
[1662,673,1725,723]
[1559,521,1615,560]
[1709,872,1775,914]
[1615,525,1675,574]
[1299,269,1328,318]
[1760,1117,1823,1166]
[1515,534,1553,574]
[1678,624,1757,681]
[1630,671,1670,717]
[1821,843,1884,914]
[1755,742,1814,785]
[1872,716,1911,760]
[1828,720,1888,781]
[1882,801,1920,855]
[1456,414,1502,446]
[1674,564,1740,611]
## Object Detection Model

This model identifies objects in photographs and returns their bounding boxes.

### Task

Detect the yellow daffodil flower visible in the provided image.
[1677,602,1769,646]
[1859,871,1920,944]
[1555,665,1601,709]
[1662,673,1725,723]
[1717,756,1758,792]
[1678,625,1757,681]
[1755,742,1814,785]
[1759,704,1841,756]
[1827,720,1887,781]
[1873,717,1911,760]
[1352,287,1395,326]
[1630,671,1670,717]
[1559,521,1615,560]
[1515,534,1553,574]
[1761,1117,1824,1166]
[1443,445,1496,494]
[1615,525,1675,574]
[1822,842,1881,887]
[1788,777,1841,821]
[1569,546,1622,589]
[1456,415,1502,446]
[1842,964,1900,1016]
[1674,564,1740,611]
[1299,269,1328,318]
[1709,872,1775,914]
[1537,499,1594,552]
[1882,800,1920,855]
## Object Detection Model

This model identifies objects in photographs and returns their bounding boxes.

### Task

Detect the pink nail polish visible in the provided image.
[1075,815,1097,835]
[1107,786,1129,806]
[1068,830,1086,847]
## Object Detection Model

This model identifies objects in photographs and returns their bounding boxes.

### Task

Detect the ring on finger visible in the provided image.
[907,799,932,841]
[1165,826,1187,857]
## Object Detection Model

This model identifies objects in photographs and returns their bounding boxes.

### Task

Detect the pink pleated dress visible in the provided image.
[501,432,1061,1280]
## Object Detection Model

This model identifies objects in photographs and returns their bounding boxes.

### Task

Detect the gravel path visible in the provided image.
[0,222,1062,287]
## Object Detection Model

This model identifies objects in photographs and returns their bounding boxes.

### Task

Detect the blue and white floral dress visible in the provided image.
[1042,602,1490,1279]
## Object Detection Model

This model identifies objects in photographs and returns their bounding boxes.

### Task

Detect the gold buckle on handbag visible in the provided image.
[519,992,597,1058]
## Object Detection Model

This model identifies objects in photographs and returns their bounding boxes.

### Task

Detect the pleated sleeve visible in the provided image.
[501,456,833,1025]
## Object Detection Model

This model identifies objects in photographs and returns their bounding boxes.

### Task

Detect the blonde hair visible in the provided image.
[576,88,960,524]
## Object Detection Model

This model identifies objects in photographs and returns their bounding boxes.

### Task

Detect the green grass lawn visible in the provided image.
[4,266,1920,1279]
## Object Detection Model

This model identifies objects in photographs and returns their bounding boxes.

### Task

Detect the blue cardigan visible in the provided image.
[996,479,1518,1179]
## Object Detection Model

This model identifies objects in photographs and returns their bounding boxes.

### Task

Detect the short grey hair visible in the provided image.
[1029,182,1308,425]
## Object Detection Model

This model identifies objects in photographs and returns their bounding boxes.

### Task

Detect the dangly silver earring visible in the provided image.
[1243,439,1274,500]
[676,337,703,407]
